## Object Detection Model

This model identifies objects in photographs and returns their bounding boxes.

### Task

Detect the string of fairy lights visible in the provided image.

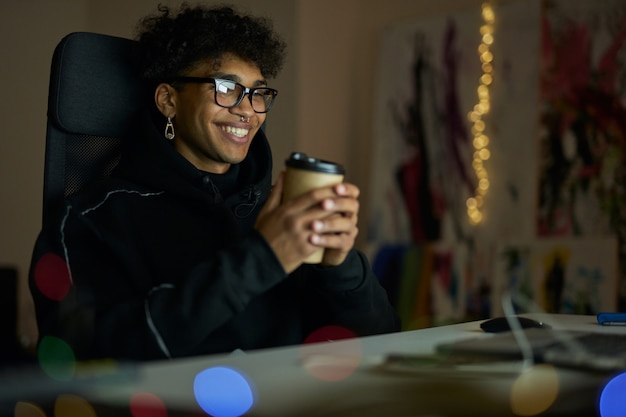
[466,2,495,225]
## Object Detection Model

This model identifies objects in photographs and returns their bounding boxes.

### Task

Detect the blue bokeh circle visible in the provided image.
[598,371,626,417]
[194,366,255,417]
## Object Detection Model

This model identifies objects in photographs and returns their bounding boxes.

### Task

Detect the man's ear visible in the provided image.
[154,83,177,118]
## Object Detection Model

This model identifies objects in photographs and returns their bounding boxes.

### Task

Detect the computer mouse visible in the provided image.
[480,316,551,333]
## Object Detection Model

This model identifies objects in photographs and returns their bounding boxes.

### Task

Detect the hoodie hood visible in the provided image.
[113,111,273,223]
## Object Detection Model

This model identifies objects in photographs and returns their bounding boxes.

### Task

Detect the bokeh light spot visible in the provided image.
[301,325,362,382]
[510,364,559,416]
[130,392,167,417]
[55,394,96,417]
[194,366,255,417]
[303,325,357,344]
[37,336,76,381]
[34,252,72,301]
[14,401,46,417]
[599,372,626,417]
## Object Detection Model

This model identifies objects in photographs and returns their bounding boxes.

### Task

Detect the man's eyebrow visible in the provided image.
[211,73,268,87]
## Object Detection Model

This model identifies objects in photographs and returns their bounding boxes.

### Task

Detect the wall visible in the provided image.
[1,0,90,349]
[1,0,491,348]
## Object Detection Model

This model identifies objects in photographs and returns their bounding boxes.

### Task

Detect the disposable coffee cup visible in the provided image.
[283,152,345,264]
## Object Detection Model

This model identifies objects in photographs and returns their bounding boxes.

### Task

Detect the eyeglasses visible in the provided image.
[171,77,278,113]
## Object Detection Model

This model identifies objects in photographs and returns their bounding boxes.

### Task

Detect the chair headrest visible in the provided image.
[48,32,149,138]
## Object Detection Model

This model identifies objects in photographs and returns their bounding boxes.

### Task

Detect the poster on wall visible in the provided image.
[492,237,619,316]
[537,0,626,305]
[367,0,541,325]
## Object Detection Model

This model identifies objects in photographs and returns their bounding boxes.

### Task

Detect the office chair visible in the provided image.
[43,31,148,227]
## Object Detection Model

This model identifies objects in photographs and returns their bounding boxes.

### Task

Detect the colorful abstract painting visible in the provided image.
[537,0,626,307]
[368,1,540,326]
[368,0,625,327]
[492,237,618,315]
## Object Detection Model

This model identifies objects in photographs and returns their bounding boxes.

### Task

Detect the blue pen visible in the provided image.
[597,312,626,325]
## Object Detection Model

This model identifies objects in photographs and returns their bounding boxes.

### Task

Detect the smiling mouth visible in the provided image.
[221,125,249,138]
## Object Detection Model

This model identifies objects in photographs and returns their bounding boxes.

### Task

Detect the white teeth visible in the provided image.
[221,126,249,138]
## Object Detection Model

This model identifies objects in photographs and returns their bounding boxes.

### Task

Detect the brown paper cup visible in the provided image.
[283,154,345,263]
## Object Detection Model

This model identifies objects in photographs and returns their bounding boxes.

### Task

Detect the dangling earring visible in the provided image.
[165,116,175,140]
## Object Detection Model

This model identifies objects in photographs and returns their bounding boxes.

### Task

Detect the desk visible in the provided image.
[7,314,625,416]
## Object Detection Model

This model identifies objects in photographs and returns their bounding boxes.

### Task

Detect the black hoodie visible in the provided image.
[29,112,400,361]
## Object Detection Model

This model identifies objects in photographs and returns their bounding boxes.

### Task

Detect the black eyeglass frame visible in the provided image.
[169,76,278,113]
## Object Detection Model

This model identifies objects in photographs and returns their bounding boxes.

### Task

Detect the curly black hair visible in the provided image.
[135,3,287,84]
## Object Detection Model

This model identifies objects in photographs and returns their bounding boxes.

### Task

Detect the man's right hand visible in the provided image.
[255,172,320,273]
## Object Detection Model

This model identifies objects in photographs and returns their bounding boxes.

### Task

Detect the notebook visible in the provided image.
[435,328,626,372]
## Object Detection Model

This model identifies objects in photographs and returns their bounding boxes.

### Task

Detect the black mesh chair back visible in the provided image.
[43,32,148,226]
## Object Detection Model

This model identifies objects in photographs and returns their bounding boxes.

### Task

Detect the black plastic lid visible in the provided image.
[285,152,345,175]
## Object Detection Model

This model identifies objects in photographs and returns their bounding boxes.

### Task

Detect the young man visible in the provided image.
[29,4,399,361]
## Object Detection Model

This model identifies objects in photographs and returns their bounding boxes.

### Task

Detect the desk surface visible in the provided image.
[7,314,626,416]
